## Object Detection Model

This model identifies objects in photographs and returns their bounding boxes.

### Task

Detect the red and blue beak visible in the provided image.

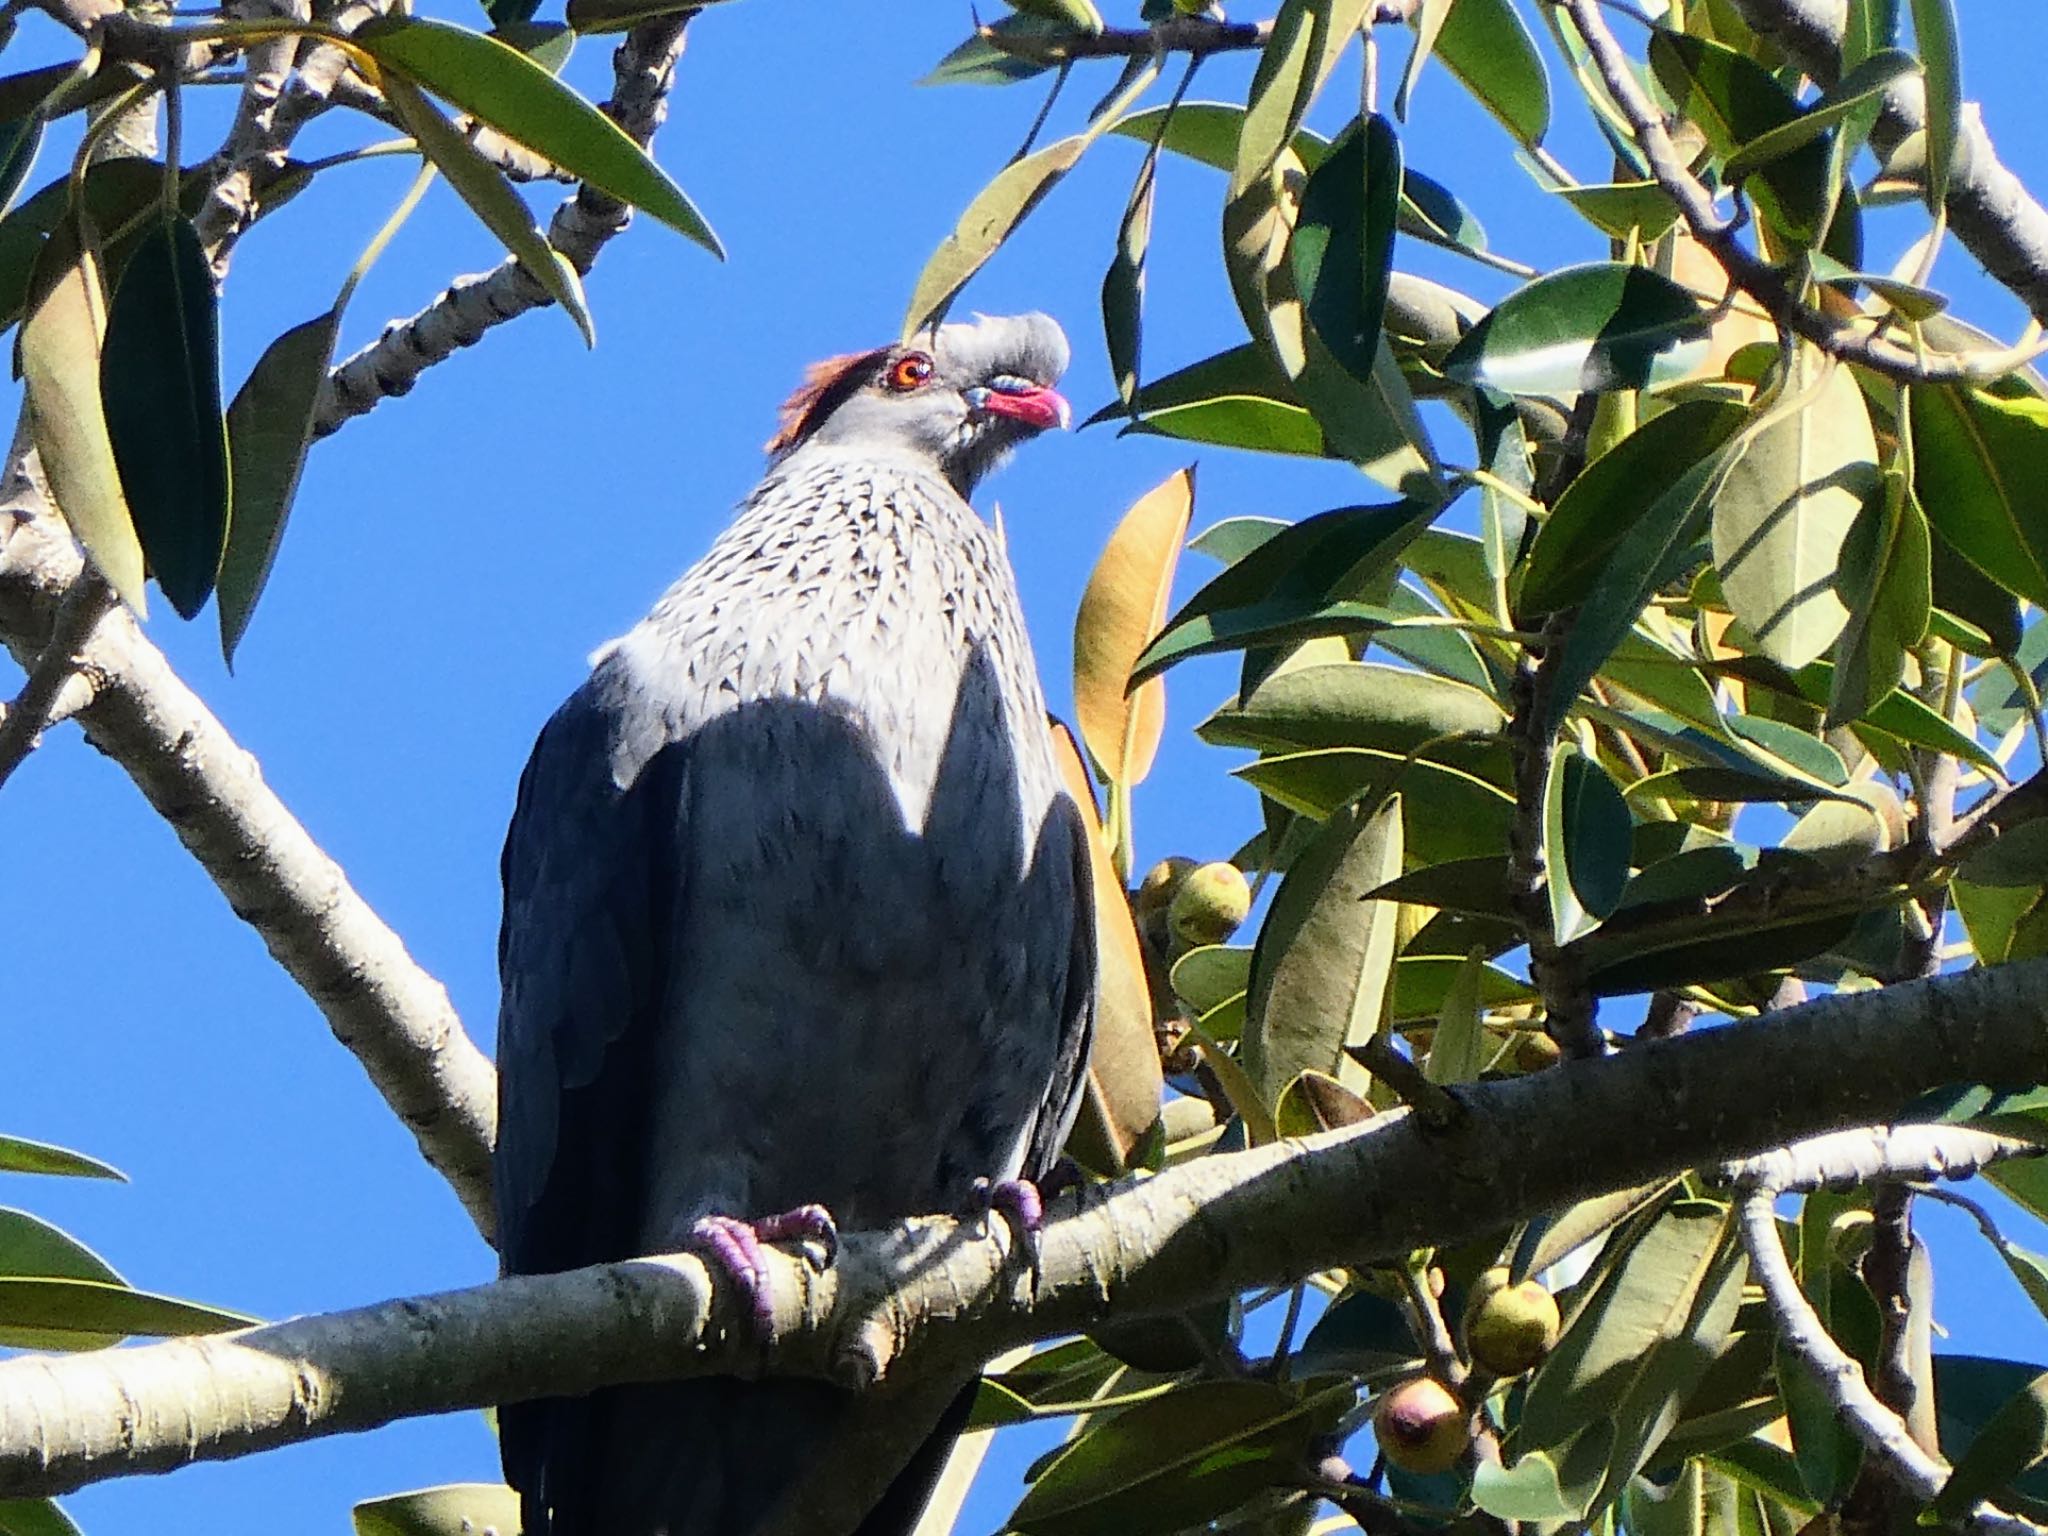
[969,375,1072,433]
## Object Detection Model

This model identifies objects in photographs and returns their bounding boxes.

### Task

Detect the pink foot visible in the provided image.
[689,1205,839,1334]
[972,1177,1047,1280]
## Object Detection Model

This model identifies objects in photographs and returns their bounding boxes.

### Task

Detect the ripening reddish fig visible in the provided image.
[1375,1376,1471,1474]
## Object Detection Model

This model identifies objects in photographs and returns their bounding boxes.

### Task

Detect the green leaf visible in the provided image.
[1291,114,1399,386]
[1544,745,1633,944]
[906,133,1089,338]
[0,1277,252,1351]
[1134,501,1437,682]
[1907,0,1961,211]
[1430,0,1550,147]
[1085,343,1323,456]
[1794,661,1998,775]
[1517,1201,1748,1522]
[1826,465,1931,728]
[353,1484,524,1536]
[1202,661,1507,756]
[0,1500,82,1536]
[1423,947,1488,1084]
[1712,349,1877,669]
[0,1207,123,1285]
[1648,32,1830,248]
[1394,0,1454,122]
[1541,453,1722,739]
[1391,954,1533,1020]
[1473,1450,1580,1522]
[1004,0,1104,32]
[382,74,593,346]
[21,218,145,612]
[0,159,161,338]
[1909,385,2048,610]
[1444,263,1707,397]
[219,310,342,664]
[1232,0,1338,198]
[0,1134,123,1180]
[1548,179,1681,240]
[358,17,720,255]
[1103,146,1156,410]
[1245,797,1404,1103]
[0,114,44,222]
[920,15,1062,86]
[1522,400,1747,613]
[100,215,230,621]
[1936,1370,2048,1518]
[1240,749,1513,864]
[1011,1379,1352,1536]
[1954,822,2048,965]
[1113,100,1331,174]
[1171,944,1252,1016]
[1722,50,1916,179]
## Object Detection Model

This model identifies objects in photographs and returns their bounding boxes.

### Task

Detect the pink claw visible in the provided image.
[687,1206,841,1336]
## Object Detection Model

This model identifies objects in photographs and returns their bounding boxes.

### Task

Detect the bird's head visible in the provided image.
[766,312,1071,496]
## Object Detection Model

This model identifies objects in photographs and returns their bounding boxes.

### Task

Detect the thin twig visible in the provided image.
[0,571,113,793]
[1560,0,2045,386]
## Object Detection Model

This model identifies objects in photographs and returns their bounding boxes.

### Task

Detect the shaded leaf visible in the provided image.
[101,215,230,621]
[381,74,593,345]
[353,1484,523,1536]
[1443,263,1708,397]
[21,219,143,611]
[921,15,1063,86]
[1907,0,1960,210]
[1520,399,1747,614]
[359,16,720,254]
[1291,113,1399,384]
[1909,385,2048,610]
[0,1277,251,1351]
[1935,1370,2048,1518]
[1238,749,1513,865]
[219,310,341,662]
[1086,343,1324,457]
[0,159,161,337]
[1103,144,1155,408]
[1722,51,1915,179]
[1544,745,1633,944]
[1011,1379,1351,1536]
[1423,948,1488,1085]
[1473,1450,1580,1522]
[1827,465,1930,728]
[1549,179,1681,240]
[1245,796,1404,1102]
[0,1501,82,1536]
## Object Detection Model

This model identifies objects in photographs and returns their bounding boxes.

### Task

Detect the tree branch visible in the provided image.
[1726,0,2048,324]
[1561,0,2043,385]
[1738,1191,2044,1536]
[312,15,692,437]
[0,484,497,1240]
[0,570,114,793]
[6,956,2048,1499]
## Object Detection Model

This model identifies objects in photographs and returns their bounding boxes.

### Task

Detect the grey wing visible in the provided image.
[1019,788,1098,1182]
[494,672,687,1536]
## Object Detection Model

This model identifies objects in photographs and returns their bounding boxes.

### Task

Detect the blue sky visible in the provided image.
[5,2,2048,1532]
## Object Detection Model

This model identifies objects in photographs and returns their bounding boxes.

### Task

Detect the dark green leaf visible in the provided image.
[359,16,720,255]
[1400,166,1488,253]
[1190,515,1287,567]
[1722,50,1916,179]
[219,311,342,663]
[1430,0,1550,147]
[1364,855,1513,919]
[1544,746,1633,943]
[1291,114,1399,386]
[353,1484,523,1536]
[1011,1379,1352,1535]
[0,1134,122,1180]
[1907,0,1960,210]
[1909,384,2048,610]
[1086,343,1324,456]
[1936,1357,2048,1507]
[1103,146,1155,410]
[0,114,43,221]
[1444,263,1708,397]
[1522,400,1746,613]
[1827,467,1930,727]
[381,74,594,345]
[921,15,1063,85]
[1135,501,1437,682]
[0,1500,82,1536]
[0,159,161,338]
[101,215,230,621]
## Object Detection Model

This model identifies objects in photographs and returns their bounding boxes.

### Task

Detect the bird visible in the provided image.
[492,312,1097,1536]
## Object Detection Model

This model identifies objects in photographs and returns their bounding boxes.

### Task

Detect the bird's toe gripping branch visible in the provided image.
[688,1205,840,1334]
[971,1177,1048,1284]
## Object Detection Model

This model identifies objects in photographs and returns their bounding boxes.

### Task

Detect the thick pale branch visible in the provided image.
[1718,1124,2035,1192]
[0,494,497,1239]
[6,957,2048,1499]
[312,16,690,437]
[1727,0,2048,323]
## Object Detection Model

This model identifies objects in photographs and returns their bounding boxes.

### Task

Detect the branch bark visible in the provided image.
[5,956,2046,1500]
[0,486,497,1240]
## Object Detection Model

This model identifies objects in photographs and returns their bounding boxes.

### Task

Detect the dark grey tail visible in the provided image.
[505,1377,976,1536]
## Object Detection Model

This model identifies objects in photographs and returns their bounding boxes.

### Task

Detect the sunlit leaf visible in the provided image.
[921,15,1063,86]
[1908,0,1961,210]
[1431,0,1550,147]
[1444,264,1708,397]
[353,1483,523,1536]
[1075,469,1192,787]
[0,1134,123,1181]
[0,1277,252,1351]
[906,134,1089,338]
[1909,384,2048,610]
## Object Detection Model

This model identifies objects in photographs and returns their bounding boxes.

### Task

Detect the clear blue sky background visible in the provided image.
[4,2,2047,1532]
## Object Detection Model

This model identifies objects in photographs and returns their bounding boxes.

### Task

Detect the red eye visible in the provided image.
[888,353,934,392]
